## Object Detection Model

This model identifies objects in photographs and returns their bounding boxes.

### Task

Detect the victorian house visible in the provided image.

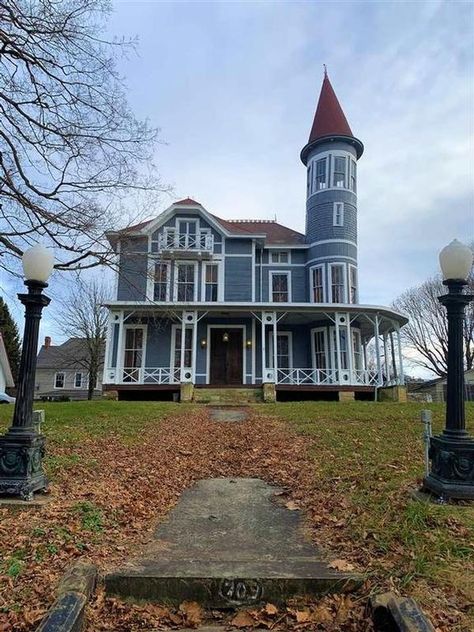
[103,73,407,402]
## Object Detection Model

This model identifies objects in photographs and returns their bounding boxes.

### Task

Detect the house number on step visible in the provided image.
[219,579,262,603]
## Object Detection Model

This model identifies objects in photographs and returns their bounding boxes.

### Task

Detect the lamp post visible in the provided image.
[423,239,474,501]
[0,245,54,501]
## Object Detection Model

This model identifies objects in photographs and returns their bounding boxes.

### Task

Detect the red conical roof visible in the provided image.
[308,73,353,143]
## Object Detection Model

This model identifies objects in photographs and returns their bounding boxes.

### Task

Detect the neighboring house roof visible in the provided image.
[410,369,474,392]
[37,338,105,371]
[0,333,14,388]
[106,199,306,248]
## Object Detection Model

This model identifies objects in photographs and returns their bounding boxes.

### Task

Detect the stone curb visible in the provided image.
[36,560,97,632]
[370,592,435,631]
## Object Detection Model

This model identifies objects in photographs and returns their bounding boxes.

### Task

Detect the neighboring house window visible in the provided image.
[54,372,65,388]
[271,251,289,264]
[333,202,344,227]
[173,327,193,378]
[315,158,327,190]
[349,265,357,303]
[311,265,325,302]
[350,159,357,192]
[154,262,169,301]
[271,272,290,302]
[330,264,345,303]
[352,330,362,370]
[312,329,328,369]
[175,263,196,301]
[204,263,219,302]
[333,156,346,188]
[123,327,145,382]
[74,372,83,388]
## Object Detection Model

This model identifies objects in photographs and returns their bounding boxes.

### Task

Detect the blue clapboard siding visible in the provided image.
[224,257,253,301]
[117,237,148,301]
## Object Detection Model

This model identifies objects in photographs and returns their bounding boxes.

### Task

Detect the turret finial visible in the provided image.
[323,64,327,77]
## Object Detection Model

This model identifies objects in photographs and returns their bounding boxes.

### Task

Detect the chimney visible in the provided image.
[44,336,52,349]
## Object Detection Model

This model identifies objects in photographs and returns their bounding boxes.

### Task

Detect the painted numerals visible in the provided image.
[219,578,263,604]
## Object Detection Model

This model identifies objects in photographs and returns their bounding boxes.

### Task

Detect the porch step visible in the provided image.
[193,387,263,404]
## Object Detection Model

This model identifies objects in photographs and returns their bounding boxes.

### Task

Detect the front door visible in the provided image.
[210,328,243,385]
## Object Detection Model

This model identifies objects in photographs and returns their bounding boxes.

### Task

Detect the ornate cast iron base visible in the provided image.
[0,431,48,501]
[423,434,474,501]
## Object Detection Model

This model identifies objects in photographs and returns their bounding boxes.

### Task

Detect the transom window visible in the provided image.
[204,263,219,302]
[154,262,169,301]
[74,372,83,388]
[311,265,325,302]
[175,263,196,301]
[330,264,345,303]
[315,158,327,190]
[271,272,290,302]
[271,251,289,263]
[333,156,346,188]
[54,372,65,389]
[333,202,344,227]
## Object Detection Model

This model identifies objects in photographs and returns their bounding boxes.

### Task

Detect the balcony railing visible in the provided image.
[157,231,214,253]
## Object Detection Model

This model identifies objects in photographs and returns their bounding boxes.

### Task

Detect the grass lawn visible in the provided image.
[258,401,474,630]
[0,400,472,631]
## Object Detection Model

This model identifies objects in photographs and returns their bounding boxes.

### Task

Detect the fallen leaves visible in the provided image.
[328,558,356,572]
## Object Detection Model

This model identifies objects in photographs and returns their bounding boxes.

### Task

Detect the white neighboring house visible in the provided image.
[0,332,15,397]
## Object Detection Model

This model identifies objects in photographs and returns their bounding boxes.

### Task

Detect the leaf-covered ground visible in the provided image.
[0,401,472,631]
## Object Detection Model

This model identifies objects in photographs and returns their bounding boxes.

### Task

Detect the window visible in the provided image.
[312,329,328,369]
[54,372,65,389]
[74,372,83,388]
[175,263,196,301]
[315,158,327,190]
[307,164,312,195]
[270,332,292,369]
[311,265,325,302]
[154,262,169,301]
[173,327,193,376]
[333,156,346,188]
[178,220,197,248]
[333,202,344,227]
[271,251,289,263]
[330,264,346,303]
[271,272,290,302]
[349,265,357,303]
[352,330,362,370]
[204,263,219,301]
[350,159,357,192]
[123,327,145,382]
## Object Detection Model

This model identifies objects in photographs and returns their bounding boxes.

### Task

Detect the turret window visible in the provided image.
[333,156,346,188]
[349,265,357,303]
[330,264,346,303]
[315,158,327,190]
[350,159,357,192]
[333,202,344,227]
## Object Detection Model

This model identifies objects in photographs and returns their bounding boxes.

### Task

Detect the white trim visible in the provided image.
[309,264,326,303]
[223,253,253,258]
[329,262,347,303]
[53,372,65,389]
[307,238,357,248]
[311,327,329,370]
[306,255,357,266]
[269,270,291,302]
[333,202,344,227]
[251,316,256,383]
[205,324,247,385]
[173,261,198,302]
[171,323,193,383]
[269,331,293,369]
[251,240,256,302]
[261,263,305,267]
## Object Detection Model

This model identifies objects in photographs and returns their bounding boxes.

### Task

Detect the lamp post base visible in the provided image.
[0,431,48,501]
[423,434,474,501]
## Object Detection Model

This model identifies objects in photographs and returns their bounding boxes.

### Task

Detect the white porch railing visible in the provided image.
[275,367,381,386]
[158,231,214,252]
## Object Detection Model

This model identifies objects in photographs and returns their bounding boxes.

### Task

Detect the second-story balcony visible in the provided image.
[157,230,214,259]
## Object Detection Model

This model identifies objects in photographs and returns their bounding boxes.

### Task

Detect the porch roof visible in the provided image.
[104,301,408,337]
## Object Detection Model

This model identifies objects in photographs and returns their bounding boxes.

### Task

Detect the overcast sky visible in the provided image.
[1,0,473,372]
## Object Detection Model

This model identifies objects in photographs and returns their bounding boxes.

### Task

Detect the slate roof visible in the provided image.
[37,338,105,370]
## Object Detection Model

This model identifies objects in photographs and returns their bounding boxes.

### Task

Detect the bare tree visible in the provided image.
[0,0,166,276]
[55,277,109,400]
[393,273,474,377]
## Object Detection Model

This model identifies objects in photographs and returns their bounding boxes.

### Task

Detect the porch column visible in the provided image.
[396,323,405,385]
[261,312,266,382]
[334,312,341,383]
[102,311,113,383]
[374,314,383,386]
[180,310,186,381]
[116,310,125,384]
[362,338,368,372]
[273,313,278,383]
[383,333,391,382]
[191,311,198,382]
[390,331,398,380]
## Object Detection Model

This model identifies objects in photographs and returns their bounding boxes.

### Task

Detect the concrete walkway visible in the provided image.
[106,478,360,607]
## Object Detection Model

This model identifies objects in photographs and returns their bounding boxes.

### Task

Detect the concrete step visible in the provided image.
[105,478,361,608]
[193,388,263,404]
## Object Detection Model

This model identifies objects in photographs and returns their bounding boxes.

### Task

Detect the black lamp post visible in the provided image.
[0,244,54,501]
[423,239,474,501]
